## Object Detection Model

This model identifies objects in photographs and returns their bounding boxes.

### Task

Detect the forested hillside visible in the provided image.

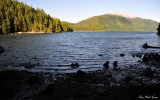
[0,0,73,34]
[73,14,159,32]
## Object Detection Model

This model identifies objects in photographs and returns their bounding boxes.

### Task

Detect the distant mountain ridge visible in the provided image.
[108,12,136,18]
[73,14,159,32]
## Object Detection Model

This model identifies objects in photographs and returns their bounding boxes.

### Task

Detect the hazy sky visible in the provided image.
[18,0,160,23]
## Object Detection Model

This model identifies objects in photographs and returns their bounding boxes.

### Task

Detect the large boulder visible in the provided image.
[0,45,4,53]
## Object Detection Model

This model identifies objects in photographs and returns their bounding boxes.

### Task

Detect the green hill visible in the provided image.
[0,0,73,34]
[73,14,159,32]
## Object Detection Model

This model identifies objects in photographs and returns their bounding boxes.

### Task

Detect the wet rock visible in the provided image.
[138,55,142,58]
[24,62,35,69]
[41,83,54,95]
[19,62,39,68]
[142,53,160,62]
[71,63,74,67]
[142,42,148,48]
[76,70,85,78]
[0,45,4,53]
[71,63,79,68]
[103,61,109,69]
[113,61,118,69]
[33,57,37,59]
[113,61,118,67]
[144,67,153,77]
[98,54,103,56]
[132,54,136,58]
[25,64,34,69]
[120,53,125,57]
[142,54,149,62]
[134,53,142,58]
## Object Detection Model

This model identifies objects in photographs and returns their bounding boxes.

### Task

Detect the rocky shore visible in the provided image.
[0,57,160,100]
[1,47,160,100]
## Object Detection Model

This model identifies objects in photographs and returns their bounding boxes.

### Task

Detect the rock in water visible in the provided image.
[75,63,79,67]
[71,63,79,68]
[103,61,109,69]
[76,70,85,78]
[120,53,125,57]
[113,61,118,69]
[98,54,103,56]
[24,62,35,69]
[0,45,4,53]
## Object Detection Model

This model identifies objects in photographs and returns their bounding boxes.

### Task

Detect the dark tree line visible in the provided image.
[0,0,73,34]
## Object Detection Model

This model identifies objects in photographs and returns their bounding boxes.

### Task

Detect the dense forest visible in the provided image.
[73,14,159,32]
[0,0,73,34]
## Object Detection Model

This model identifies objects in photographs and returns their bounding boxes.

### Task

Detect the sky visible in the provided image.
[18,0,160,23]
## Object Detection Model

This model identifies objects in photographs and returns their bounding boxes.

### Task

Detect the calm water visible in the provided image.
[0,32,160,73]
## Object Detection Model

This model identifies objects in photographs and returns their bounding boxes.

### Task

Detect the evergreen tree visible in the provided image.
[2,20,7,33]
[0,0,73,34]
[22,16,28,31]
[55,19,63,32]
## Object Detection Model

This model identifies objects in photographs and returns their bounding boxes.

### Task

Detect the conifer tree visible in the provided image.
[0,0,73,34]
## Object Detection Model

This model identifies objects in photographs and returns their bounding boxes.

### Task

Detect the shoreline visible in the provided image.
[0,31,156,35]
[0,61,160,100]
[16,31,53,34]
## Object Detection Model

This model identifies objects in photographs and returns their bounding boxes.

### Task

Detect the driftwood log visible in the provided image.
[142,42,160,49]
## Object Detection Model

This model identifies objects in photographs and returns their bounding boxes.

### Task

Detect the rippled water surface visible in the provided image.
[0,32,160,73]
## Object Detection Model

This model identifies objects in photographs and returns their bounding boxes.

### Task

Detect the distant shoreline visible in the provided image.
[73,30,157,33]
[1,31,157,35]
[17,32,53,34]
[8,31,56,35]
